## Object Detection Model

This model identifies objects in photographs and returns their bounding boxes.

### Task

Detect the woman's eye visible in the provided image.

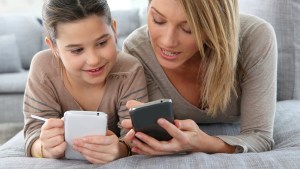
[182,28,192,34]
[71,48,83,54]
[153,17,165,25]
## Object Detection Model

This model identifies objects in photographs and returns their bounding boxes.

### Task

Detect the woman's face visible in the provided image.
[54,15,117,87]
[147,0,199,70]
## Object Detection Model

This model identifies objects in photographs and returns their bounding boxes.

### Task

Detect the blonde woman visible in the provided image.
[122,0,277,155]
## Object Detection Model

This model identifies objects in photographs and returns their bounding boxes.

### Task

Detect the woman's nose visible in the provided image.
[161,27,179,47]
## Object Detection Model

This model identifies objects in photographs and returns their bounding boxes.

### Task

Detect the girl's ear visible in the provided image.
[112,20,118,44]
[112,20,117,34]
[45,36,54,49]
[45,37,59,57]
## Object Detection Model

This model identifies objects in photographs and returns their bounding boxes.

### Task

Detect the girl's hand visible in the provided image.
[121,99,143,130]
[128,118,235,155]
[40,118,67,158]
[72,130,125,164]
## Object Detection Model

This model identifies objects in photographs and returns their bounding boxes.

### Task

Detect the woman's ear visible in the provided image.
[45,37,59,57]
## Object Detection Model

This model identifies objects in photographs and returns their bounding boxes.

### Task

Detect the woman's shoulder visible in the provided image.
[239,13,275,39]
[238,14,277,71]
[123,25,150,50]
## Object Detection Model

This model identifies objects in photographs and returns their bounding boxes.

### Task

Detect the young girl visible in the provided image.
[23,0,148,164]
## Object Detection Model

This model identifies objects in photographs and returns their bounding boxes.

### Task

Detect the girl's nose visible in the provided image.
[86,50,100,66]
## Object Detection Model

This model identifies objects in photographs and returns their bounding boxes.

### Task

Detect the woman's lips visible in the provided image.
[160,48,181,61]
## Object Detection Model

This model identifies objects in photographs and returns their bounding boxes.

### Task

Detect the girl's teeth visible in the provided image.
[90,68,100,72]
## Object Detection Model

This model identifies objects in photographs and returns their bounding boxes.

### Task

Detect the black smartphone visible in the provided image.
[129,99,174,141]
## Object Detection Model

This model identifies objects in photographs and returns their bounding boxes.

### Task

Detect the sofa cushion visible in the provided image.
[0,14,44,70]
[1,100,300,168]
[111,9,141,48]
[239,0,300,100]
[0,72,28,93]
[0,34,22,73]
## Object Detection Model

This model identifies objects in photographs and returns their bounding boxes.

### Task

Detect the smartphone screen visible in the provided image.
[129,99,174,141]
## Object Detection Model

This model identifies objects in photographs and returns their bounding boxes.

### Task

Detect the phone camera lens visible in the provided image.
[160,100,163,103]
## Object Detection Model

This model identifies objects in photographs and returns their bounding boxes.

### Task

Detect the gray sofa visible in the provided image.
[1,0,300,168]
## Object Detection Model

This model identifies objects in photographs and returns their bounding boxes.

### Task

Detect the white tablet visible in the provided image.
[64,110,107,160]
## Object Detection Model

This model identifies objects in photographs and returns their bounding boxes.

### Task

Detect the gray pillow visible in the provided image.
[239,0,300,100]
[0,34,22,73]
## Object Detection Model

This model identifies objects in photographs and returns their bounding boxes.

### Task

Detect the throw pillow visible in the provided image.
[0,34,22,73]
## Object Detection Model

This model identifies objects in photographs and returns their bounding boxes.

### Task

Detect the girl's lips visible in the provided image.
[85,65,106,76]
[160,48,181,61]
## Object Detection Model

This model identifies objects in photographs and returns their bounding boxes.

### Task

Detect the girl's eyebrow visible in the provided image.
[64,34,110,48]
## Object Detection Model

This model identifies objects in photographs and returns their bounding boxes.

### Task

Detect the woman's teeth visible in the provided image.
[162,49,179,56]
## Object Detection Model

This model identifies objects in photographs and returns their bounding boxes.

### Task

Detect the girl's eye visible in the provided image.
[97,40,108,46]
[71,48,83,54]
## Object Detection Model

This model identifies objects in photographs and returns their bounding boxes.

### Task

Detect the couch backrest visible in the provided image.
[0,14,45,70]
[111,9,146,49]
[239,0,300,101]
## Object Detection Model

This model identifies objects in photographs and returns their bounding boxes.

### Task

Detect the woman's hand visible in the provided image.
[124,118,235,155]
[72,130,127,164]
[123,99,235,155]
[39,118,67,158]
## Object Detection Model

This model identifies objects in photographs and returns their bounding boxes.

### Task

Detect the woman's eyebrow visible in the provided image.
[151,7,165,18]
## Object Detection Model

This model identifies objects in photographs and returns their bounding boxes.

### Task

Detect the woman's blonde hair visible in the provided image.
[177,0,240,116]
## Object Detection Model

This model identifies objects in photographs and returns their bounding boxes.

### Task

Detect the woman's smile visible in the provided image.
[160,48,181,61]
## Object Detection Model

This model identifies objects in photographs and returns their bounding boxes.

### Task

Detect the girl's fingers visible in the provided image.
[121,119,133,129]
[126,100,143,109]
[42,118,64,130]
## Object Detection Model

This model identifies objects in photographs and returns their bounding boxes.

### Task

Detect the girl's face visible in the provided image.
[147,0,199,70]
[54,15,117,87]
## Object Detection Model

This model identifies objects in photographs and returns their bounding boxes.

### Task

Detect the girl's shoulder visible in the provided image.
[29,49,60,78]
[110,51,144,74]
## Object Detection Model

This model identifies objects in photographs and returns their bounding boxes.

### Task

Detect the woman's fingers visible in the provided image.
[157,118,186,141]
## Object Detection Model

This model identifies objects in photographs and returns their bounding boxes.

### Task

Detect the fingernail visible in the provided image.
[158,118,165,124]
[135,133,141,139]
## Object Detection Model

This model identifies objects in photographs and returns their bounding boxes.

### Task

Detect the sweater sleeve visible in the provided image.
[23,51,62,156]
[116,59,148,137]
[217,19,277,153]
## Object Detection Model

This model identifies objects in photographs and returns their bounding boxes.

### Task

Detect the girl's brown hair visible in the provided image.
[42,0,112,45]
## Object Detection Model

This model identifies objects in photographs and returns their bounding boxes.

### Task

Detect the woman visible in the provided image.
[23,0,146,163]
[122,0,277,155]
